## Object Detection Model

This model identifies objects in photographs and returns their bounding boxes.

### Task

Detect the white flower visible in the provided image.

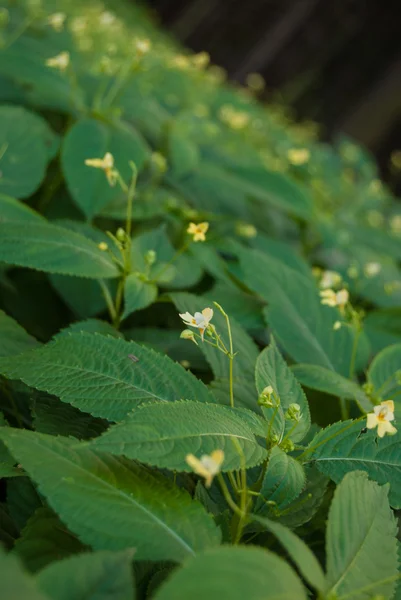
[135,38,151,56]
[320,288,349,311]
[99,11,115,26]
[48,12,66,31]
[320,270,342,289]
[366,400,397,438]
[185,450,224,488]
[187,222,209,242]
[179,308,213,341]
[364,262,381,278]
[46,51,70,71]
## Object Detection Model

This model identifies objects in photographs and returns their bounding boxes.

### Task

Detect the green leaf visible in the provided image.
[255,340,311,442]
[89,400,267,471]
[0,429,221,562]
[122,274,157,319]
[32,395,107,440]
[0,105,57,199]
[254,446,306,514]
[365,308,401,353]
[0,194,45,223]
[6,477,42,531]
[0,221,119,278]
[325,471,398,600]
[62,118,150,219]
[0,544,50,600]
[224,166,313,219]
[251,515,326,594]
[367,343,401,401]
[238,246,361,376]
[0,332,213,421]
[168,127,200,178]
[292,364,372,412]
[37,550,135,600]
[307,420,401,508]
[56,319,123,339]
[14,507,85,573]
[154,546,307,600]
[0,310,39,358]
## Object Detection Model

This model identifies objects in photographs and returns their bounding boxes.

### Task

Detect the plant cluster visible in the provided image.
[0,1,400,598]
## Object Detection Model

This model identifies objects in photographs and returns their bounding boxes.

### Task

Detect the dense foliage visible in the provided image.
[0,0,400,598]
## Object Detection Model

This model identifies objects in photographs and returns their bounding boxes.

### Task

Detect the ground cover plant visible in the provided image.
[0,0,401,598]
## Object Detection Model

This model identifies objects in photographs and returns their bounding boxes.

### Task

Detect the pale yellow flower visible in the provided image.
[366,400,397,438]
[85,152,117,187]
[46,51,70,71]
[135,38,151,56]
[185,450,224,488]
[179,308,213,341]
[287,148,310,166]
[320,270,342,289]
[99,11,115,26]
[187,222,209,242]
[48,12,66,31]
[364,262,381,278]
[333,320,342,331]
[170,54,190,70]
[320,288,349,311]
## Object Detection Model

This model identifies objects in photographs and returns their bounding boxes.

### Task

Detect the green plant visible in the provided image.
[0,0,400,598]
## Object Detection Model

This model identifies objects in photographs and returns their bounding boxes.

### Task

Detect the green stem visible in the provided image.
[217,473,242,517]
[98,279,117,323]
[213,302,235,408]
[339,397,349,420]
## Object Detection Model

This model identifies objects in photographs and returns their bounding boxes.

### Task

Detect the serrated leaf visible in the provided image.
[256,340,310,442]
[56,319,123,339]
[0,310,39,358]
[307,420,401,508]
[367,343,401,401]
[238,246,363,376]
[0,221,119,278]
[251,515,326,594]
[7,477,42,532]
[89,400,267,471]
[0,194,45,223]
[0,544,50,600]
[0,429,221,562]
[154,546,307,600]
[37,550,135,600]
[0,105,57,199]
[62,118,150,219]
[0,332,213,421]
[14,507,85,572]
[123,274,157,319]
[325,471,398,600]
[292,364,372,412]
[254,446,306,514]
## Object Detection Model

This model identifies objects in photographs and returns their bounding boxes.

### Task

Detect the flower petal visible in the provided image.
[366,413,378,429]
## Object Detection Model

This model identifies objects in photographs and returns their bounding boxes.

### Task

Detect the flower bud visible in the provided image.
[180,329,198,345]
[285,403,301,422]
[257,385,276,408]
[145,250,156,267]
[116,227,126,242]
[98,242,108,251]
[280,439,295,453]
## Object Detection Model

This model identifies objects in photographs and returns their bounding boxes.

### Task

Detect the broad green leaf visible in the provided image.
[325,471,398,600]
[0,221,119,278]
[205,281,265,331]
[365,308,401,353]
[0,545,50,600]
[123,274,157,319]
[56,319,123,339]
[224,166,313,219]
[89,400,267,471]
[0,413,23,478]
[168,127,200,178]
[0,194,45,223]
[0,332,214,421]
[251,515,326,594]
[367,343,401,401]
[62,118,150,219]
[154,546,307,600]
[171,292,259,409]
[0,429,221,562]
[14,507,85,572]
[292,364,372,412]
[0,502,19,548]
[131,226,202,289]
[32,395,107,439]
[256,340,311,442]
[6,477,42,531]
[250,235,312,279]
[238,246,362,376]
[0,310,39,358]
[37,550,135,600]
[255,446,306,514]
[307,420,401,508]
[0,105,57,198]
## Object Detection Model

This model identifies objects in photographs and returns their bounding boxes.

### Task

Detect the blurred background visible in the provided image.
[145,0,401,189]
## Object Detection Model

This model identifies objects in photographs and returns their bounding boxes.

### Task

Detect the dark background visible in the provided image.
[145,0,401,187]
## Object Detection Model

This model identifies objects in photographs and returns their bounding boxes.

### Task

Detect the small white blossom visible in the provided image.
[186,450,224,487]
[366,400,397,438]
[46,51,70,71]
[364,262,381,278]
[179,308,213,341]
